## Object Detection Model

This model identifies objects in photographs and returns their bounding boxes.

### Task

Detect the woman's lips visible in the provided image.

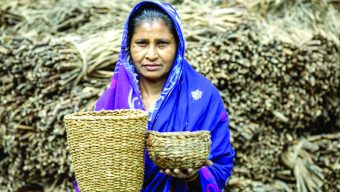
[143,64,161,71]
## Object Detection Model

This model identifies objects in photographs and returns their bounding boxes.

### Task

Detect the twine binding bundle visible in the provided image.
[64,109,148,192]
[146,130,211,170]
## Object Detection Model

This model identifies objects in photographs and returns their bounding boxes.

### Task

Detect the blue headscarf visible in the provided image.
[95,1,235,191]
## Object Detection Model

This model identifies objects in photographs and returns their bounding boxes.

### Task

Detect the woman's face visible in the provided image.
[130,19,177,83]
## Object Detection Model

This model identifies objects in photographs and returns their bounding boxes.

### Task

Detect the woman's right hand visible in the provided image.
[159,159,213,181]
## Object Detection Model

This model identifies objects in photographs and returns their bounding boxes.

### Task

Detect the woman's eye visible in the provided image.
[136,42,147,47]
[158,42,169,47]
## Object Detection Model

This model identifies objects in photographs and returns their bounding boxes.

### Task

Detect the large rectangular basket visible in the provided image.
[64,109,148,192]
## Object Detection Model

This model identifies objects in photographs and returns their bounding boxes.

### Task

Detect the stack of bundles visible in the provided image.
[0,31,120,191]
[0,9,24,29]
[186,23,339,191]
[0,35,82,191]
[0,0,133,38]
[280,133,340,192]
[187,23,339,133]
[312,134,340,191]
[237,0,340,46]
[1,0,246,40]
[226,131,340,192]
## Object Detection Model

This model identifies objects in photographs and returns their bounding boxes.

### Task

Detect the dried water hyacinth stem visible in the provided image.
[280,133,340,192]
[0,9,25,27]
[1,35,82,191]
[188,23,339,132]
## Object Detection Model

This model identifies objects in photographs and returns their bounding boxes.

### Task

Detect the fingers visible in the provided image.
[187,168,194,174]
[160,160,213,177]
[165,169,171,174]
[159,169,174,175]
[159,168,190,178]
[173,168,180,174]
[204,159,213,166]
[172,169,187,178]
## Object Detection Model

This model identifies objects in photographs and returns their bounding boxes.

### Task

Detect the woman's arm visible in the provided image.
[198,105,235,191]
[185,172,201,191]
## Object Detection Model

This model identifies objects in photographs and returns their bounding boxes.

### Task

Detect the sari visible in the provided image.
[76,1,235,191]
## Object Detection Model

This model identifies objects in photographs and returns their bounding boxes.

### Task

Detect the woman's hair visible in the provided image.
[128,5,178,46]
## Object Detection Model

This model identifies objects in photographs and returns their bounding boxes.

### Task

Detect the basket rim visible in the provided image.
[64,109,149,120]
[148,130,210,136]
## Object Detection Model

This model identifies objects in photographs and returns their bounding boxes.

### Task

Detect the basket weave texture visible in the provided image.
[146,130,211,170]
[64,109,148,192]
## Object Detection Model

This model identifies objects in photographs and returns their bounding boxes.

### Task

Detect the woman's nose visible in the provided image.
[146,45,158,60]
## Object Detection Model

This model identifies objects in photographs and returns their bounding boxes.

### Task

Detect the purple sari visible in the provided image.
[76,1,235,191]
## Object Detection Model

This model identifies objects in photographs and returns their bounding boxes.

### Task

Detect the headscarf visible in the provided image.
[95,1,235,191]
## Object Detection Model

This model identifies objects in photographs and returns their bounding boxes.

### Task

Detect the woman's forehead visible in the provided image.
[135,20,170,31]
[132,20,174,37]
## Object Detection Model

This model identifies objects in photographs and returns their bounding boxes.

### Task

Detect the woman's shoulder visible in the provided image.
[183,62,221,101]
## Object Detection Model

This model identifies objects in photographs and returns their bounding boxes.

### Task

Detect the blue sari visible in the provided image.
[92,1,235,191]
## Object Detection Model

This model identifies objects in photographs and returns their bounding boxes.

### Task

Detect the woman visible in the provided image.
[92,1,234,191]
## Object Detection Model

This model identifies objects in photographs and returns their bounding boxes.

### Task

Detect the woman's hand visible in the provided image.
[159,159,213,180]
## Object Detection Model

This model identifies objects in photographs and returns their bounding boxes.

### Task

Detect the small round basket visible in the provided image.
[146,130,211,170]
[64,109,148,192]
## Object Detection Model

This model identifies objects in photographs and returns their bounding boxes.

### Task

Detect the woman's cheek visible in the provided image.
[131,50,145,61]
[131,44,144,52]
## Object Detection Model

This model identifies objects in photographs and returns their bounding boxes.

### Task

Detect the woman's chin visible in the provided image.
[140,73,168,83]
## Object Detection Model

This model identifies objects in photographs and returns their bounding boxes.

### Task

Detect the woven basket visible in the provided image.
[64,109,148,192]
[146,130,211,170]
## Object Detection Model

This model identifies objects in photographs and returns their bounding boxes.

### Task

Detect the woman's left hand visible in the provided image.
[159,159,213,180]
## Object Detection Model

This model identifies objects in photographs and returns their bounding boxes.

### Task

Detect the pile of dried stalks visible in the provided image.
[0,0,339,191]
[188,23,339,132]
[0,29,121,191]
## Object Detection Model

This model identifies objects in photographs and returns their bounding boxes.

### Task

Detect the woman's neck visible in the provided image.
[139,77,166,111]
[140,77,165,97]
